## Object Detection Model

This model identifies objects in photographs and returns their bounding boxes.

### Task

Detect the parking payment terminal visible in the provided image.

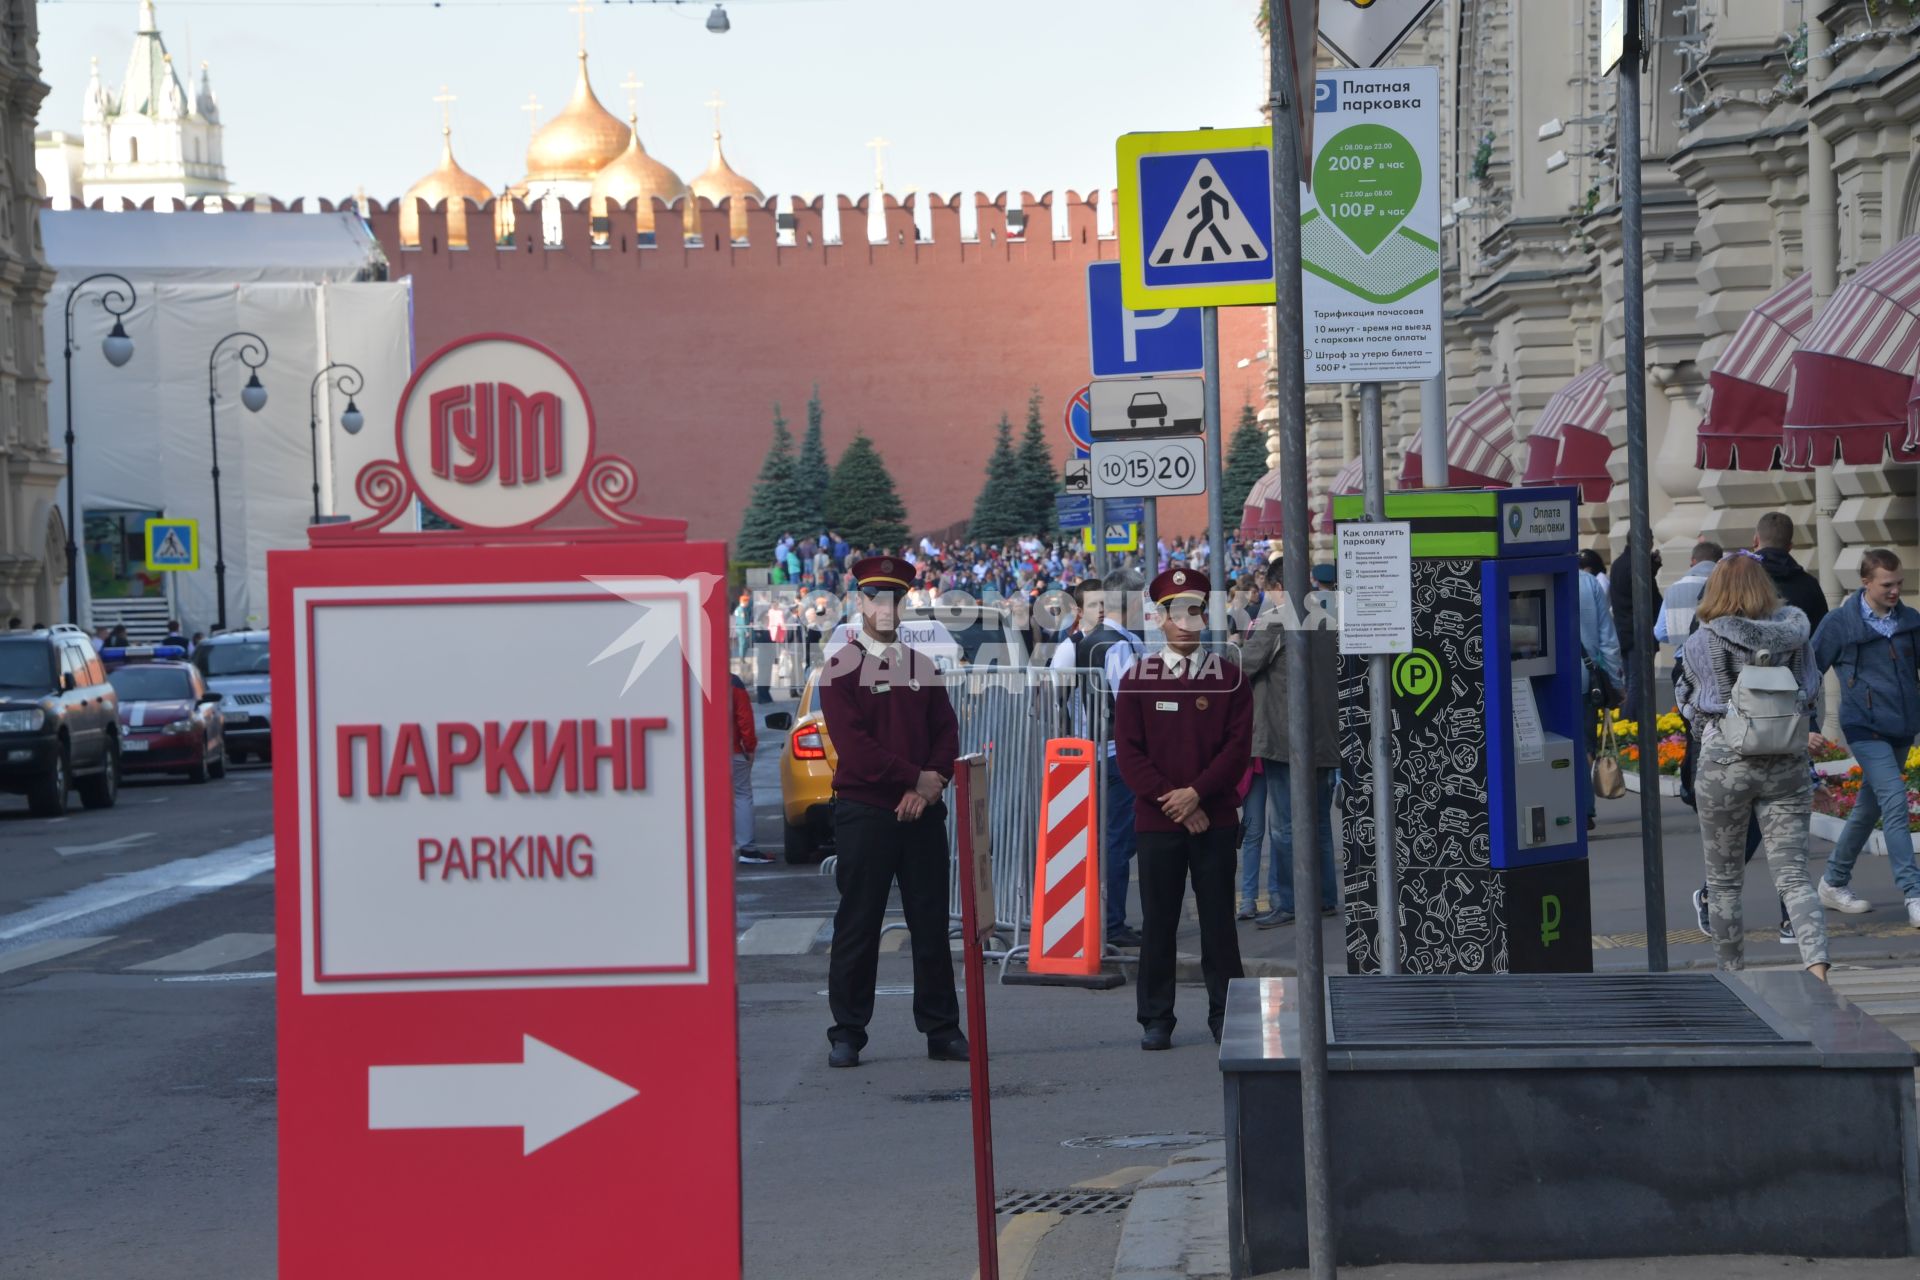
[1332,487,1593,975]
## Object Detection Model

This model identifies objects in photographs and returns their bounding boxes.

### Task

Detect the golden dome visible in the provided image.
[525,52,629,183]
[400,127,495,248]
[689,132,763,241]
[590,117,690,235]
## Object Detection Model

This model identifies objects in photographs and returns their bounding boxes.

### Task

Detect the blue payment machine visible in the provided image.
[1333,486,1593,975]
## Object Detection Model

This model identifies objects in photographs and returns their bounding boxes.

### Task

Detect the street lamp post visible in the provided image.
[207,332,270,632]
[62,273,137,625]
[306,363,366,524]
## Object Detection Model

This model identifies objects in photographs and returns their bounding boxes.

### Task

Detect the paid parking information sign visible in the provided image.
[1303,67,1443,383]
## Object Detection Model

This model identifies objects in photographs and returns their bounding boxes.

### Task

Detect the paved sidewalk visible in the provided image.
[1174,789,1920,977]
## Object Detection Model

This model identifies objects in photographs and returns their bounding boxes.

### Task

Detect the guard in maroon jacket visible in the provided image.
[1114,568,1252,1050]
[817,556,968,1069]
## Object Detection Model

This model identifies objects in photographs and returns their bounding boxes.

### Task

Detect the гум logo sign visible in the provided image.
[397,334,596,531]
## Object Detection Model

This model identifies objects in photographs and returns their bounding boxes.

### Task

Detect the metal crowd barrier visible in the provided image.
[940,666,1109,977]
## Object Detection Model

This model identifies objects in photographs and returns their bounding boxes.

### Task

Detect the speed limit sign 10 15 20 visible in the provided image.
[1089,436,1206,499]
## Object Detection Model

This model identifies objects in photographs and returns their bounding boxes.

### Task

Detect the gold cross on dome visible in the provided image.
[520,91,542,137]
[433,84,456,132]
[621,72,643,121]
[568,0,591,54]
[866,136,890,193]
[705,93,726,137]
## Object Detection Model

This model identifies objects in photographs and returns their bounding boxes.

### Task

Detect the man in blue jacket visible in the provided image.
[1811,548,1920,929]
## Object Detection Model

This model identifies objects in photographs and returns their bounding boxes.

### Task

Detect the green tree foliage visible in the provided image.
[824,433,909,550]
[1223,401,1270,520]
[736,406,811,561]
[968,414,1027,542]
[793,384,831,530]
[1014,388,1059,534]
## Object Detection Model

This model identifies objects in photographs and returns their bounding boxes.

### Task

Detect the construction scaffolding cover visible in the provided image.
[44,208,411,634]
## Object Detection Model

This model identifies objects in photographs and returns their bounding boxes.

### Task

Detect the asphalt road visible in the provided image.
[0,720,1220,1278]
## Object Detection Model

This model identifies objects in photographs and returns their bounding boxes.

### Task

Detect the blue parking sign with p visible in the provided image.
[1086,262,1203,378]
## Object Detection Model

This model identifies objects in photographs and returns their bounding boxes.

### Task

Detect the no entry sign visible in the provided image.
[273,335,739,1277]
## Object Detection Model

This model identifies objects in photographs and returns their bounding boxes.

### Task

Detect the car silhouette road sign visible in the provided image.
[1127,392,1169,427]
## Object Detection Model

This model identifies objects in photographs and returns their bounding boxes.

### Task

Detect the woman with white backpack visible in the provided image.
[1674,550,1829,979]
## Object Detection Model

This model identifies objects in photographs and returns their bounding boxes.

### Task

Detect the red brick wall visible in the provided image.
[364,191,1269,551]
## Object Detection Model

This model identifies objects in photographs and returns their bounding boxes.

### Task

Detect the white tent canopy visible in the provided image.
[44,208,412,634]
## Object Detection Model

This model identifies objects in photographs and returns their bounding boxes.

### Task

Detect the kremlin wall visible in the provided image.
[360,187,1268,547]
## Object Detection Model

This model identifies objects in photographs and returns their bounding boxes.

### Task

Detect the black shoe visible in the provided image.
[736,847,775,865]
[1692,887,1711,936]
[1107,925,1144,948]
[927,1035,970,1062]
[1209,1023,1223,1045]
[1255,909,1294,930]
[1320,904,1340,918]
[1140,1026,1173,1051]
[828,1041,860,1069]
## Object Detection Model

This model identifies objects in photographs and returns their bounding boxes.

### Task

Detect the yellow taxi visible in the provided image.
[764,671,837,863]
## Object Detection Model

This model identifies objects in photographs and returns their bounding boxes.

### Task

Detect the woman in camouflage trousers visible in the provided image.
[1674,552,1830,980]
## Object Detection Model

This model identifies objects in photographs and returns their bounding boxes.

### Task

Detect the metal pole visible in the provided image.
[1618,14,1667,972]
[1202,307,1226,640]
[1142,497,1159,581]
[208,384,228,634]
[1270,21,1335,1277]
[1419,371,1447,489]
[954,756,1000,1280]
[1092,494,1110,575]
[308,363,365,526]
[1360,382,1399,975]
[1805,15,1844,736]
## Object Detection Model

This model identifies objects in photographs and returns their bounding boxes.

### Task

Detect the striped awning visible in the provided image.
[1697,273,1812,472]
[1237,467,1289,539]
[1783,233,1920,467]
[1524,363,1616,501]
[1400,386,1518,488]
[1317,456,1365,534]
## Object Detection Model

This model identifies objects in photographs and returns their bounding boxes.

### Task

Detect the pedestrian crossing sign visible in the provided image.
[1081,521,1140,554]
[144,518,199,572]
[1117,126,1277,309]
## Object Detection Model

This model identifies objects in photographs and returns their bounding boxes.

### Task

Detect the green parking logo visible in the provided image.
[1507,507,1524,538]
[1541,894,1562,947]
[1390,648,1443,716]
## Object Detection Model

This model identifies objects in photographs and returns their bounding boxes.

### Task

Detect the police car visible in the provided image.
[192,630,273,764]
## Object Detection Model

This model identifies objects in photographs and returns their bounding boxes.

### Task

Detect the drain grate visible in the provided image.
[1326,973,1798,1049]
[995,1189,1133,1217]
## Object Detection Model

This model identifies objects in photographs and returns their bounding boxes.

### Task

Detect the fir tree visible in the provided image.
[793,384,831,530]
[736,406,811,561]
[824,433,909,550]
[1223,401,1270,520]
[968,414,1026,542]
[1013,388,1059,533]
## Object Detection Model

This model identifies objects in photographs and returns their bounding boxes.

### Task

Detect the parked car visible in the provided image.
[107,658,227,783]
[193,630,272,764]
[0,625,122,815]
[766,672,836,864]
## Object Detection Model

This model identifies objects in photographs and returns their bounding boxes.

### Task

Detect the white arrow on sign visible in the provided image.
[368,1034,639,1155]
[54,831,156,858]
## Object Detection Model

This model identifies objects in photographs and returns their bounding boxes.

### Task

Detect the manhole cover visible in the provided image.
[996,1189,1132,1217]
[1061,1132,1220,1151]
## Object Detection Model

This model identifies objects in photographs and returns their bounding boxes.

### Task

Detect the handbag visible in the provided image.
[1582,646,1623,710]
[1592,718,1627,800]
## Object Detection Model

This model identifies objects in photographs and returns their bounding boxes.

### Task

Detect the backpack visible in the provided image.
[1719,649,1805,756]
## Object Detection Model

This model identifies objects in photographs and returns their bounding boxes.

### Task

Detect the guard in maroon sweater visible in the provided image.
[1114,568,1252,1050]
[817,556,968,1069]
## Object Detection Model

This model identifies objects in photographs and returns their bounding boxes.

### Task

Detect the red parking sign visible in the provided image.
[272,335,739,1278]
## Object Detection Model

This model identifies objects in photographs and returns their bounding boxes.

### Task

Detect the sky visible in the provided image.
[36,0,1271,205]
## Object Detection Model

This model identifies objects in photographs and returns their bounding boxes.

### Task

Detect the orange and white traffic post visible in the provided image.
[1014,738,1122,988]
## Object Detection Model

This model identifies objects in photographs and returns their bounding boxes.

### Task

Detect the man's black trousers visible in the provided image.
[1136,823,1244,1034]
[826,799,960,1050]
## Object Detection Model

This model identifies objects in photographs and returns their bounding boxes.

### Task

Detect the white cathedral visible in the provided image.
[35,0,231,210]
